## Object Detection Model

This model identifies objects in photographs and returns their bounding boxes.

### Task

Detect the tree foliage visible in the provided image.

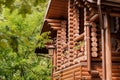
[0,1,51,80]
[0,0,48,17]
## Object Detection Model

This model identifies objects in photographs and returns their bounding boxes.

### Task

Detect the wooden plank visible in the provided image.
[53,62,87,75]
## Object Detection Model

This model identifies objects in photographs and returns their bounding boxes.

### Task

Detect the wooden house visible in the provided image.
[41,0,120,80]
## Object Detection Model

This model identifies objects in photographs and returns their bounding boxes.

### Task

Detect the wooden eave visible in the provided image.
[41,0,120,36]
[41,0,68,37]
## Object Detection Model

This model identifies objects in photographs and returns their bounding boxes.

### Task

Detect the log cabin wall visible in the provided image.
[41,0,120,80]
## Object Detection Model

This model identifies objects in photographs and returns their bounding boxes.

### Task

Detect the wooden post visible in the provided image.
[84,8,91,72]
[104,13,112,80]
[61,21,67,68]
[86,23,91,72]
[91,22,98,57]
[51,56,53,80]
[98,1,106,79]
[73,2,79,38]
[101,28,106,80]
[73,1,80,59]
[53,49,57,72]
[57,29,62,70]
[68,0,74,65]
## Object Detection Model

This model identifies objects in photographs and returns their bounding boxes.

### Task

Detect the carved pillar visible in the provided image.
[61,21,67,68]
[61,21,67,46]
[91,22,98,57]
[56,28,62,70]
[73,2,79,38]
[68,0,74,65]
[84,8,91,71]
[73,1,80,60]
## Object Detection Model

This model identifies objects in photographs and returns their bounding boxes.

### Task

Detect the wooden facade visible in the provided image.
[41,0,120,80]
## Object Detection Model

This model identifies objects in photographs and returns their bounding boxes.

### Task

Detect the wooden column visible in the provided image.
[68,0,74,65]
[91,22,98,57]
[61,21,67,68]
[84,8,91,72]
[99,12,106,80]
[101,27,106,80]
[73,1,80,60]
[61,21,67,47]
[104,13,112,80]
[53,49,57,72]
[56,28,62,70]
[73,2,79,38]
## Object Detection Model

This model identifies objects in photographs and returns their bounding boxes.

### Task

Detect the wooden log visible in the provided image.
[51,27,61,30]
[49,23,61,27]
[110,13,120,17]
[91,22,97,27]
[91,42,98,47]
[91,32,97,37]
[84,8,91,72]
[68,0,75,66]
[90,14,99,22]
[91,32,98,60]
[91,27,97,32]
[45,19,62,23]
[73,5,79,39]
[91,37,97,42]
[91,52,98,57]
[74,33,84,41]
[61,21,67,25]
[56,29,62,70]
[91,47,98,52]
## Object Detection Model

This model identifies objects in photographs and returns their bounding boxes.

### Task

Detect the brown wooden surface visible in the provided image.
[104,13,112,80]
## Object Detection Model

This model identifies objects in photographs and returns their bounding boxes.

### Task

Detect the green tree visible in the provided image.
[0,1,51,80]
[0,0,48,17]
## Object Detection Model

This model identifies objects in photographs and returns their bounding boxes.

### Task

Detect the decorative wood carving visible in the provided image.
[91,22,98,57]
[56,29,62,70]
[68,0,74,65]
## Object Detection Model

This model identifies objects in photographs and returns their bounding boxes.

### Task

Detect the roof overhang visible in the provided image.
[41,0,120,36]
[40,0,68,37]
